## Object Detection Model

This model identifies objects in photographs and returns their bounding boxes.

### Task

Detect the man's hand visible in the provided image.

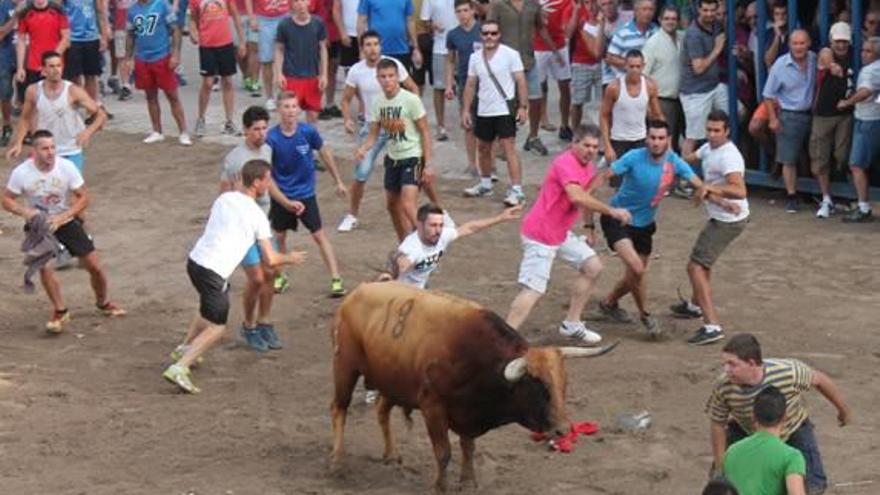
[287,200,306,215]
[6,142,23,161]
[15,68,25,83]
[340,35,352,47]
[343,118,356,134]
[714,33,726,53]
[432,20,443,32]
[499,204,523,221]
[275,75,286,92]
[75,129,93,148]
[421,163,435,185]
[584,228,596,246]
[554,50,564,66]
[23,207,40,221]
[461,111,472,130]
[285,250,307,265]
[169,54,180,70]
[838,406,852,426]
[516,107,527,124]
[836,99,850,110]
[47,214,67,232]
[604,147,617,164]
[444,87,455,100]
[354,145,368,162]
[237,44,247,59]
[99,35,108,52]
[411,48,423,69]
[318,75,327,91]
[335,181,348,198]
[609,207,631,225]
[768,118,781,134]
[189,31,199,45]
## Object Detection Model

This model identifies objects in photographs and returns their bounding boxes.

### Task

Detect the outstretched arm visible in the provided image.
[455,205,522,238]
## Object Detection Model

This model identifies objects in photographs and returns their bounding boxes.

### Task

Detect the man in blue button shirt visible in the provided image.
[763,29,817,213]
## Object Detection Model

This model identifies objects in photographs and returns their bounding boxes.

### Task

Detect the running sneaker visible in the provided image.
[179,133,193,146]
[523,136,548,156]
[816,201,832,219]
[96,301,127,317]
[162,364,200,394]
[559,320,602,345]
[274,272,290,293]
[107,76,120,94]
[842,208,873,223]
[365,389,379,405]
[118,86,133,101]
[318,108,333,120]
[687,326,725,345]
[558,126,573,142]
[503,188,525,207]
[328,105,343,118]
[222,120,239,136]
[330,277,346,298]
[45,309,70,334]
[669,299,702,319]
[785,195,799,213]
[143,132,165,144]
[436,126,449,142]
[194,117,206,137]
[598,301,633,323]
[169,344,205,365]
[337,214,358,232]
[240,324,269,352]
[640,314,662,338]
[265,98,276,111]
[463,183,493,198]
[257,323,282,350]
[250,80,262,97]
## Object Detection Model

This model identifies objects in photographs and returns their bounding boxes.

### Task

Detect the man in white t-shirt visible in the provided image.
[334,0,360,69]
[338,30,419,232]
[461,20,529,207]
[163,160,306,394]
[674,110,749,346]
[421,0,457,141]
[2,130,126,334]
[380,202,521,288]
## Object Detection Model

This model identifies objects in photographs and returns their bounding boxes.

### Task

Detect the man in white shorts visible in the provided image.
[505,124,631,344]
[338,30,419,232]
[534,0,574,141]
[570,0,603,128]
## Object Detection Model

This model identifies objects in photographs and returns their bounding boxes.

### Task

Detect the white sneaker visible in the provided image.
[816,201,832,219]
[365,389,379,405]
[337,214,358,232]
[503,188,525,207]
[179,133,193,146]
[463,183,493,197]
[143,131,165,144]
[265,98,276,111]
[559,320,602,345]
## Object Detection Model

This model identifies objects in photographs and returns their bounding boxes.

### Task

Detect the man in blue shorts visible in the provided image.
[268,91,348,296]
[597,120,709,337]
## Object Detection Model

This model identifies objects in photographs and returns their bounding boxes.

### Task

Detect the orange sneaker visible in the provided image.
[97,301,127,317]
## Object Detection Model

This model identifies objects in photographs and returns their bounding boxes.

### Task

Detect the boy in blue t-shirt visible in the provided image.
[126,0,191,145]
[267,91,348,296]
[444,0,480,175]
[596,120,709,336]
[0,0,16,145]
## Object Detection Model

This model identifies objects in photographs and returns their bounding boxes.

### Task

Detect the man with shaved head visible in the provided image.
[763,29,816,213]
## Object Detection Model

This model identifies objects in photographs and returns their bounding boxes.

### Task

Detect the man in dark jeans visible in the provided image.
[706,333,852,494]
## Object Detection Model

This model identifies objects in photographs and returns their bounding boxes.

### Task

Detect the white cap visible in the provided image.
[830,22,852,42]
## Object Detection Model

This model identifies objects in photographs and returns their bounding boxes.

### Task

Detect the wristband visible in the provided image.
[583,223,595,230]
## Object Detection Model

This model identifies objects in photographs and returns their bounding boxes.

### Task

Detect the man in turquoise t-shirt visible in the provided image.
[724,386,807,495]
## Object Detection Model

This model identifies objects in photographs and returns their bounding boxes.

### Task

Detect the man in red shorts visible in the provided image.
[273,0,328,123]
[15,0,70,90]
[126,0,192,145]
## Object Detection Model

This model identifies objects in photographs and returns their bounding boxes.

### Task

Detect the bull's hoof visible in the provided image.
[382,451,403,464]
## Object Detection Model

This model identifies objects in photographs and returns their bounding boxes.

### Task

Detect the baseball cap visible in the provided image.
[830,22,852,42]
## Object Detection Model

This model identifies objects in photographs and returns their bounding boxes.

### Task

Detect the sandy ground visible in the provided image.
[0,132,878,495]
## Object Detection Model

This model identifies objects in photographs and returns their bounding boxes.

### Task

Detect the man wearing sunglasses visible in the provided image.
[461,20,529,207]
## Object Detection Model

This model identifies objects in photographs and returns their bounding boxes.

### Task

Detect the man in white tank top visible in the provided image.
[7,51,106,172]
[599,49,663,164]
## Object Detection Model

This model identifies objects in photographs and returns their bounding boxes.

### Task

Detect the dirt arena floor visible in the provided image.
[0,132,878,494]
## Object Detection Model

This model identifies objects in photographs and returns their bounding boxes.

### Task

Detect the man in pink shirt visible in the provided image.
[505,124,631,344]
[190,0,246,136]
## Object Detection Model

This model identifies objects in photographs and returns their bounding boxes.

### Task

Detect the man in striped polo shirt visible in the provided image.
[705,334,852,494]
[603,0,656,84]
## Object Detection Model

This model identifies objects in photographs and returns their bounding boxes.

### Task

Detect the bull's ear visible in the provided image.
[559,341,620,359]
[503,357,528,382]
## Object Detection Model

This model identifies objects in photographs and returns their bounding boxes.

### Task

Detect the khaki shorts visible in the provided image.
[517,232,596,294]
[690,218,747,269]
[808,114,853,176]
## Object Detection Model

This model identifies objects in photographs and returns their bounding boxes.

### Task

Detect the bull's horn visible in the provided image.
[559,340,620,358]
[504,357,528,382]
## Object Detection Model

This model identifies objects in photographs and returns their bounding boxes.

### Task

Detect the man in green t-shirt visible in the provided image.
[355,58,440,240]
[724,385,807,495]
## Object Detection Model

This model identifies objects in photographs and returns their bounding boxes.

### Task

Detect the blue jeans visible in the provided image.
[727,420,827,494]
[355,124,388,182]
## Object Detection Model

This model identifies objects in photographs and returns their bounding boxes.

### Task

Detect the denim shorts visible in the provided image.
[355,124,389,182]
[776,110,812,164]
[257,16,283,63]
[525,65,541,100]
[849,119,880,169]
[0,67,14,100]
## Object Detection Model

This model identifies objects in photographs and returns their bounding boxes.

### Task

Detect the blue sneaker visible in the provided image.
[239,324,268,352]
[257,323,282,350]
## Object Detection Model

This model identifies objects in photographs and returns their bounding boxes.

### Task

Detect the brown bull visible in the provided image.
[330,282,617,492]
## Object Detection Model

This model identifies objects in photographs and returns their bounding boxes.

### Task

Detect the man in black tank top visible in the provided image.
[808,22,854,219]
